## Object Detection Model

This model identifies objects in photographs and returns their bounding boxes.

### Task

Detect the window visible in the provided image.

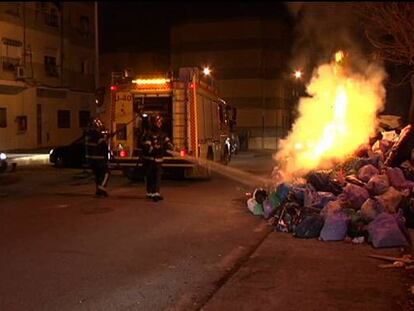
[116,123,127,140]
[5,3,20,17]
[1,38,22,71]
[0,108,7,128]
[44,56,58,77]
[81,59,89,74]
[16,116,27,132]
[57,110,70,128]
[80,16,90,37]
[45,8,59,27]
[79,110,90,128]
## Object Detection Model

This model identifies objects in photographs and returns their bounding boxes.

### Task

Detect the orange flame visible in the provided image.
[276,54,386,180]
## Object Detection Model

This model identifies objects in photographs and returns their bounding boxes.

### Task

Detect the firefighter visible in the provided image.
[85,118,110,197]
[141,115,173,201]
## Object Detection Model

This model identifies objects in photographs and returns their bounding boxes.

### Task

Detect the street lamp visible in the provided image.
[203,67,211,76]
[293,69,302,80]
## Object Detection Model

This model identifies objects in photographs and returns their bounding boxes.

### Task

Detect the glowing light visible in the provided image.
[203,67,211,76]
[142,113,148,118]
[294,70,302,79]
[132,78,170,85]
[335,50,345,63]
[119,150,127,158]
[275,52,386,179]
[110,85,118,91]
[0,152,6,160]
[180,149,186,157]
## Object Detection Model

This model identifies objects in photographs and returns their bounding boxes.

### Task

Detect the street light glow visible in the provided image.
[294,70,302,79]
[203,67,211,76]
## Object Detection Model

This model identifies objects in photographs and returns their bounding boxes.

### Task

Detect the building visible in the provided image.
[0,2,96,151]
[98,3,295,151]
[170,17,294,150]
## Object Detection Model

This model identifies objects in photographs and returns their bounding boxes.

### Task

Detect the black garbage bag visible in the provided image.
[345,175,366,187]
[306,171,343,196]
[253,188,268,205]
[275,202,302,233]
[347,210,369,239]
[293,214,325,239]
[400,197,414,229]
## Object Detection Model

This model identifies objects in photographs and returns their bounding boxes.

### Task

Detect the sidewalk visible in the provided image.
[202,231,410,311]
[7,152,50,167]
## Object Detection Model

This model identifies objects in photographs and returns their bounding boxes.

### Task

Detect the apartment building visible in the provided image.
[0,2,96,151]
[171,17,294,150]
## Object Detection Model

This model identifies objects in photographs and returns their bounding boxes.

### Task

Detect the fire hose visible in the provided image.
[168,150,274,188]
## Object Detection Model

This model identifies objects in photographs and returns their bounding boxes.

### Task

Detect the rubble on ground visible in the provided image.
[246,124,414,248]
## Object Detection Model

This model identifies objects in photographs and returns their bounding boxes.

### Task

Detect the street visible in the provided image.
[0,153,272,311]
[0,152,412,311]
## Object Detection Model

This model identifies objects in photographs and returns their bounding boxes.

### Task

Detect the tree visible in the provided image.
[357,2,414,123]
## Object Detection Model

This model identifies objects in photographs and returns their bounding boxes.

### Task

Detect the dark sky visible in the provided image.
[99,1,292,53]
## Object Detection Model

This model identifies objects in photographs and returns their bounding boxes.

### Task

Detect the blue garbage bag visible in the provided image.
[275,183,293,203]
[339,183,369,210]
[315,192,336,209]
[368,212,408,248]
[320,212,349,241]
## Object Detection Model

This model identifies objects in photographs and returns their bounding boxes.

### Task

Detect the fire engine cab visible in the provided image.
[107,67,237,179]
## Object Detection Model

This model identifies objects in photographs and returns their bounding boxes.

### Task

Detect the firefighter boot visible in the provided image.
[152,193,164,202]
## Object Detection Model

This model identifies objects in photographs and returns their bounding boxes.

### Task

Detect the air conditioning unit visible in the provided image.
[16,66,25,80]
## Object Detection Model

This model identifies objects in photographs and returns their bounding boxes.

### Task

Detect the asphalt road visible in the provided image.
[0,153,274,311]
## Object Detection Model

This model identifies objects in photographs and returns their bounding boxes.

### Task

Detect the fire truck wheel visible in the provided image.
[222,146,230,165]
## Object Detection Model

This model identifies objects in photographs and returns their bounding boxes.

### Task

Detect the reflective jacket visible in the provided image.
[141,129,173,163]
[85,129,108,163]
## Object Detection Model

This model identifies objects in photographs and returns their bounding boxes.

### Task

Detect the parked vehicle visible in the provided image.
[0,152,16,173]
[49,136,86,168]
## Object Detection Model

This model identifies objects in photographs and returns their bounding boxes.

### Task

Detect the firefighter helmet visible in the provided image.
[88,117,104,131]
[149,115,163,130]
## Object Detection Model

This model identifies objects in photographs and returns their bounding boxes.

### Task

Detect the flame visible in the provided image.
[275,54,386,179]
[335,50,345,63]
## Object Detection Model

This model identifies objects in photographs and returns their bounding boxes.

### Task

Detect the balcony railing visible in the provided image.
[2,56,20,71]
[43,11,59,27]
[45,65,59,77]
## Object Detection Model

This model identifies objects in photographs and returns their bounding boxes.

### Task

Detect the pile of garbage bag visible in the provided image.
[246,124,414,248]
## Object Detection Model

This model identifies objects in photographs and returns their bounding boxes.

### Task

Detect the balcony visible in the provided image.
[43,12,59,28]
[2,57,20,71]
[45,65,59,77]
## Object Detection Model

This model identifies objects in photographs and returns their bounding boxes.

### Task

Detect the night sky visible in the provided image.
[99,1,293,53]
[98,2,411,117]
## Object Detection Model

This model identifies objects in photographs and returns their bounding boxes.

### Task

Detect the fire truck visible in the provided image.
[106,67,237,179]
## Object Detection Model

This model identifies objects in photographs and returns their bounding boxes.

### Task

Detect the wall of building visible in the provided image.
[0,2,95,151]
[171,18,293,150]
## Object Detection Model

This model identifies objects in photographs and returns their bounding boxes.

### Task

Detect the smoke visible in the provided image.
[285,2,369,75]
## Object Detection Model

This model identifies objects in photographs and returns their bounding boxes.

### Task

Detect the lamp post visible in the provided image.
[290,69,303,129]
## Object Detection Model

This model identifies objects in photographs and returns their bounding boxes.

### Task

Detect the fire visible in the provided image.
[276,52,386,179]
[335,50,345,63]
